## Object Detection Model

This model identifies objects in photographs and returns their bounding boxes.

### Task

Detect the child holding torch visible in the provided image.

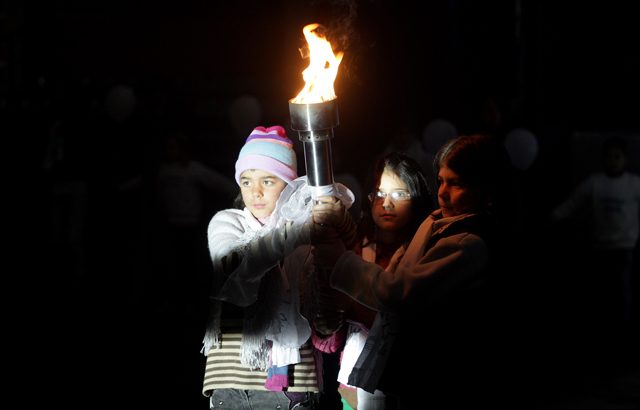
[201,125,356,409]
[311,134,516,409]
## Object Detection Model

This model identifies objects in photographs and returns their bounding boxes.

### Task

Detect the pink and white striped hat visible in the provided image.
[234,125,298,185]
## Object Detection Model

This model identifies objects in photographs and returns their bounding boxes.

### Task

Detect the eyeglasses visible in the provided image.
[368,190,412,202]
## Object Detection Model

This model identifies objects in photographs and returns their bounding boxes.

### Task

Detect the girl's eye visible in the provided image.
[263,179,274,186]
[391,191,411,200]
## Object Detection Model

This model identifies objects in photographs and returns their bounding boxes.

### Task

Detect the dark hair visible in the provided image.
[434,134,512,215]
[232,191,244,210]
[358,152,436,244]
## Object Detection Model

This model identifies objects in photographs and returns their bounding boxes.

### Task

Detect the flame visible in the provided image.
[291,23,343,104]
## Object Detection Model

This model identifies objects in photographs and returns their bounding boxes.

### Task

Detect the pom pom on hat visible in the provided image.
[235,126,298,185]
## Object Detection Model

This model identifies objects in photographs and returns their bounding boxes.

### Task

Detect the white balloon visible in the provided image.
[422,118,458,154]
[105,84,136,122]
[229,95,262,137]
[504,128,539,170]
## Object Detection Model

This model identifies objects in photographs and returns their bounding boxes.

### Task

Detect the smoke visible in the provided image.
[305,0,364,83]
[326,0,359,51]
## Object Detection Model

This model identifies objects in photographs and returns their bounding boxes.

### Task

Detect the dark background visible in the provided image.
[6,1,639,176]
[4,0,639,408]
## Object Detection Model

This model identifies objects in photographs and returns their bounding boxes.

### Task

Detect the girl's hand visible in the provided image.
[311,195,357,247]
[312,195,346,227]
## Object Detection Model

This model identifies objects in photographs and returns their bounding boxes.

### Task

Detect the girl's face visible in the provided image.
[371,168,413,232]
[437,164,483,218]
[239,169,287,219]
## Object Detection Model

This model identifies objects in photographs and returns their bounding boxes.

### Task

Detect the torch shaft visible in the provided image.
[289,99,343,329]
[300,130,334,187]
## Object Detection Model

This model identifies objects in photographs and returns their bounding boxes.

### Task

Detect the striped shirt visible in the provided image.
[202,330,320,396]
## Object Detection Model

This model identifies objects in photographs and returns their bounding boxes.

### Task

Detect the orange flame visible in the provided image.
[291,23,344,104]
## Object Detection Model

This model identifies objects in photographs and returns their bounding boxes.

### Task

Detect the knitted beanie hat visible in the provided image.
[235,125,298,185]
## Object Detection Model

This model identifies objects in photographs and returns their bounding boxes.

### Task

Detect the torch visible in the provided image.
[289,23,343,199]
[289,23,348,336]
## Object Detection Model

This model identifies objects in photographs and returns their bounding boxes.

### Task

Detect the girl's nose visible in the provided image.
[252,186,263,198]
[438,185,448,200]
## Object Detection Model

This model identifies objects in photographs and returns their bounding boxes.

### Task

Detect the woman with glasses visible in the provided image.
[313,151,434,409]
[312,134,514,408]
